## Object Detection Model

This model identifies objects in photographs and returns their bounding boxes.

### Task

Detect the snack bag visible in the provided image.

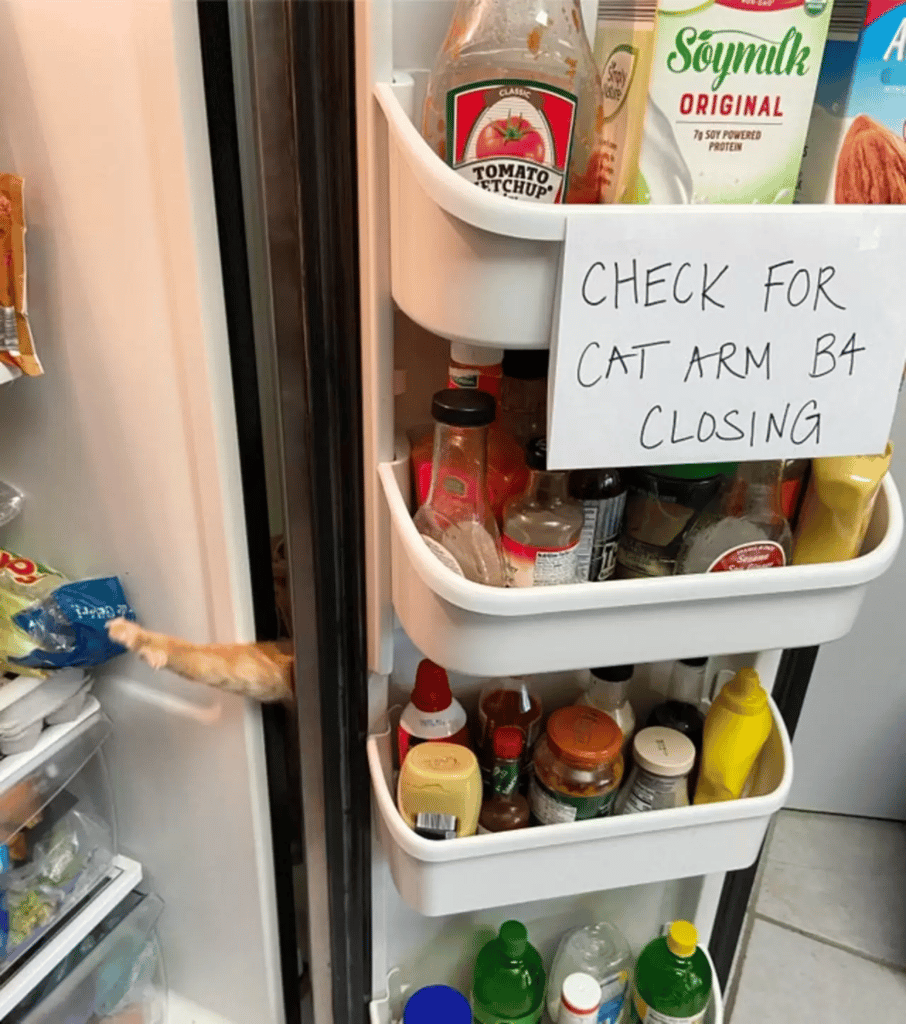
[0,175,41,377]
[0,549,135,675]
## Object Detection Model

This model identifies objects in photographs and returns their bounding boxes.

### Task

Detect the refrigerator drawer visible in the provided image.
[380,458,902,675]
[369,945,724,1024]
[367,695,791,917]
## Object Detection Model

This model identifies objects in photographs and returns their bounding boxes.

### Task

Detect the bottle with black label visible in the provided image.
[570,468,627,581]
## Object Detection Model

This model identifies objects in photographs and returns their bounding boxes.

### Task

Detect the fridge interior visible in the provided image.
[0,3,286,1023]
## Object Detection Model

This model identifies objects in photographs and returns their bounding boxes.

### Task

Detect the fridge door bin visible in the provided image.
[377,78,906,350]
[367,694,791,917]
[369,946,725,1024]
[380,458,902,676]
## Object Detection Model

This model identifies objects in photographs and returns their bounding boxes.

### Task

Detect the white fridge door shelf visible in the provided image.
[369,944,724,1024]
[368,693,791,917]
[377,78,906,350]
[0,853,143,1018]
[380,457,902,676]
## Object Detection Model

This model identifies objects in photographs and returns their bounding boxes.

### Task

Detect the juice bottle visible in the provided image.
[631,922,711,1024]
[423,0,605,204]
[471,920,546,1024]
[694,668,772,804]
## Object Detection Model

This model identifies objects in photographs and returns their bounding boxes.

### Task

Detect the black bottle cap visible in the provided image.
[590,665,634,682]
[680,657,708,667]
[431,388,496,427]
[525,436,549,470]
[503,349,550,380]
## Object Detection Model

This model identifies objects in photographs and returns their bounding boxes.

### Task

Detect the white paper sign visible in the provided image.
[548,208,906,469]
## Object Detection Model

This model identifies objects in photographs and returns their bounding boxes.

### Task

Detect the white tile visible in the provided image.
[731,920,906,1024]
[756,809,906,966]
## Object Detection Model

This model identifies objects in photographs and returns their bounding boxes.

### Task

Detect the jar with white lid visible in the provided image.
[615,726,695,815]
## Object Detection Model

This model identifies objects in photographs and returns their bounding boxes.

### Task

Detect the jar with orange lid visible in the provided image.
[529,706,623,825]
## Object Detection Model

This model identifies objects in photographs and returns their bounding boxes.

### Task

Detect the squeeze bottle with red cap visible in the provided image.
[398,659,471,764]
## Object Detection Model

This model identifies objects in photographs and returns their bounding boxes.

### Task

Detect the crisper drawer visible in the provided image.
[380,457,903,676]
[368,696,791,917]
[11,888,164,1024]
[0,700,118,978]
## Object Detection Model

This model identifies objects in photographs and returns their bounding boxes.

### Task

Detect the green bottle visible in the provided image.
[471,920,546,1024]
[631,921,712,1024]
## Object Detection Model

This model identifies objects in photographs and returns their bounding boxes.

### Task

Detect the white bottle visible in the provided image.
[558,973,601,1024]
[578,666,636,756]
[548,922,631,1024]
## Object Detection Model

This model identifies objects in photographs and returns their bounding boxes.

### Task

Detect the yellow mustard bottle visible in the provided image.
[793,444,893,565]
[694,669,772,805]
[397,741,482,837]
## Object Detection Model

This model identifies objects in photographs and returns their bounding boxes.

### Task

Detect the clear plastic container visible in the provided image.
[547,922,632,1024]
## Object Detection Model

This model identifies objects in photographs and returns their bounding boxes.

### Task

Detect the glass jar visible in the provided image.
[530,706,623,824]
[615,726,695,815]
[615,463,735,579]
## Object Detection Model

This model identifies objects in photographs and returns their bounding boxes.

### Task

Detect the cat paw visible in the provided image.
[107,618,141,648]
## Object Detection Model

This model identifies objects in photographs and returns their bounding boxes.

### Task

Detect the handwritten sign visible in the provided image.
[547,208,906,469]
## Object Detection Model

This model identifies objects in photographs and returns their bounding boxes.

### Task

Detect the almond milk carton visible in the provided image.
[627,0,834,203]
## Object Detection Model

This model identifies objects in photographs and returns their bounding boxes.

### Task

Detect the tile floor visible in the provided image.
[728,809,906,1022]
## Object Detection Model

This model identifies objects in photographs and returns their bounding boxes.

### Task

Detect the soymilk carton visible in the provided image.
[797,0,869,202]
[829,0,906,202]
[627,0,834,203]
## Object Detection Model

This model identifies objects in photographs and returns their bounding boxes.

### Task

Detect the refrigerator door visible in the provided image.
[0,3,286,1022]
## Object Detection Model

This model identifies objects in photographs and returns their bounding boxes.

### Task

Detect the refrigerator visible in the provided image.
[0,1,900,1023]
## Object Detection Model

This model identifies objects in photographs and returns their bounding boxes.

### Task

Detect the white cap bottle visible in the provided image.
[558,972,602,1024]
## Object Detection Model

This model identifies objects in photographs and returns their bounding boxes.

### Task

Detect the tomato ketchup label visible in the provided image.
[502,533,580,587]
[707,541,786,572]
[446,80,578,203]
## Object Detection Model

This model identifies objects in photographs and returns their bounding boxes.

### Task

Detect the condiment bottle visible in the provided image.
[694,668,772,805]
[398,659,471,765]
[501,350,549,451]
[781,458,810,527]
[411,344,529,520]
[423,0,605,205]
[631,922,712,1024]
[404,986,472,1024]
[547,922,631,1024]
[793,444,893,564]
[569,468,627,581]
[646,657,707,756]
[397,742,482,837]
[615,727,696,815]
[477,677,543,783]
[478,726,530,833]
[674,461,792,575]
[558,973,602,1024]
[577,665,636,756]
[472,920,546,1024]
[503,437,583,587]
[414,388,506,586]
[530,706,623,824]
[616,464,735,579]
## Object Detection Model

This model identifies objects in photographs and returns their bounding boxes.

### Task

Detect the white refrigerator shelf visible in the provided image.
[367,694,791,917]
[377,76,906,350]
[369,944,725,1024]
[380,457,902,676]
[0,853,143,1018]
